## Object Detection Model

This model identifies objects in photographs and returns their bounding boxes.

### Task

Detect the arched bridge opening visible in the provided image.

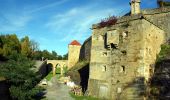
[47,60,68,76]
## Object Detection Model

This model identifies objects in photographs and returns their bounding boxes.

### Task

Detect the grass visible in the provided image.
[56,67,61,74]
[70,93,99,100]
[45,67,68,81]
[45,71,53,81]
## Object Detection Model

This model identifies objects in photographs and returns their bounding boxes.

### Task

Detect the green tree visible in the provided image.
[42,50,51,60]
[21,36,31,57]
[62,53,68,60]
[52,51,58,59]
[30,40,39,52]
[32,50,42,60]
[157,44,170,62]
[2,34,20,56]
[0,54,42,100]
[30,40,39,59]
[57,55,62,60]
[0,36,3,54]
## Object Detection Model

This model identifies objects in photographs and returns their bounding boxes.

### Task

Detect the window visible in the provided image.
[117,87,122,93]
[122,31,128,39]
[106,30,119,47]
[110,43,118,49]
[121,50,127,55]
[102,52,108,57]
[122,66,125,72]
[102,65,107,72]
[120,66,125,73]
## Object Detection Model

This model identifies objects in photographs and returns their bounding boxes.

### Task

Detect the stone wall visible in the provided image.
[68,45,81,69]
[37,60,49,78]
[142,7,170,39]
[79,36,92,61]
[88,14,165,99]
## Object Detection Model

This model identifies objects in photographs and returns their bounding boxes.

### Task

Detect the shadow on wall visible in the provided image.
[149,59,170,99]
[46,63,53,75]
[38,63,52,79]
[66,63,89,94]
[79,37,91,61]
[116,77,146,100]
[78,64,89,94]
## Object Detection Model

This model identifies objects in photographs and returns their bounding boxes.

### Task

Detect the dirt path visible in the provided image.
[45,76,74,100]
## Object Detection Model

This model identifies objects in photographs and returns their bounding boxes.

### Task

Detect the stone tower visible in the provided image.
[68,40,81,69]
[130,0,141,15]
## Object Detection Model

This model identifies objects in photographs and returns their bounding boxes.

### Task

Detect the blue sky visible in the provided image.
[0,0,157,55]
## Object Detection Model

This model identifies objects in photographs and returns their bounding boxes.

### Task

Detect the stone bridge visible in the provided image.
[47,60,68,76]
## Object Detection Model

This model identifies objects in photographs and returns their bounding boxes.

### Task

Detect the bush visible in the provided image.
[0,54,43,100]
[156,44,170,62]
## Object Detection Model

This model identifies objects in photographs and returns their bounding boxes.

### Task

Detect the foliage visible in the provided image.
[58,55,63,60]
[63,66,68,74]
[0,34,20,57]
[62,53,68,60]
[56,67,61,74]
[32,50,43,60]
[0,34,65,60]
[52,51,57,58]
[0,34,66,99]
[45,67,67,81]
[21,36,31,57]
[98,16,117,28]
[0,54,43,100]
[156,44,170,62]
[30,40,39,53]
[32,50,66,60]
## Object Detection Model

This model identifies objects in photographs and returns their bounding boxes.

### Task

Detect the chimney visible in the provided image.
[130,0,141,15]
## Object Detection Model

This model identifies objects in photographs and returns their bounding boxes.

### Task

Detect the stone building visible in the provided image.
[68,40,81,69]
[79,36,92,61]
[86,0,170,100]
[130,0,141,15]
[67,37,91,94]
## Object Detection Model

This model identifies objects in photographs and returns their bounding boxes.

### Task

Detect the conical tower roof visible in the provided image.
[69,40,81,46]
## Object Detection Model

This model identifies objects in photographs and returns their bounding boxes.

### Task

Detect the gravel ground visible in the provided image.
[45,76,74,100]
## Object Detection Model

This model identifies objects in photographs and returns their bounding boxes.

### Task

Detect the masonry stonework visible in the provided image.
[68,40,81,69]
[79,37,92,61]
[87,7,169,100]
[66,2,170,100]
[130,0,141,15]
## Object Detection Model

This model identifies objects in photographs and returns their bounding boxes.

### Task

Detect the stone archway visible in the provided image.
[47,60,68,76]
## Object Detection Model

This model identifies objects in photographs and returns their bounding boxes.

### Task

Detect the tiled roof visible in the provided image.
[69,40,81,46]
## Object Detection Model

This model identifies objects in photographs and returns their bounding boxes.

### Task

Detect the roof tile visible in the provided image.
[69,40,81,46]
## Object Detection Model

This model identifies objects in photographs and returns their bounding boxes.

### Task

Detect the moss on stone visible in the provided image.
[156,43,170,63]
[69,92,99,100]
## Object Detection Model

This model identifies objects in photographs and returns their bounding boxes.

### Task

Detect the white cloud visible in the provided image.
[28,0,69,14]
[0,0,69,33]
[0,14,32,32]
[45,6,124,42]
